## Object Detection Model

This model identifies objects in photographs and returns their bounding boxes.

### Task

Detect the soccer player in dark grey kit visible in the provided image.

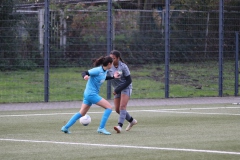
[109,50,137,133]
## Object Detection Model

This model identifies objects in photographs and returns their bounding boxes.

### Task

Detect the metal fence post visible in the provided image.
[107,0,113,99]
[218,0,224,97]
[235,32,239,96]
[44,0,50,102]
[38,9,44,58]
[164,0,170,98]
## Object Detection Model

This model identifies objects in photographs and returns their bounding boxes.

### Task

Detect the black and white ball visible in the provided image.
[79,114,91,126]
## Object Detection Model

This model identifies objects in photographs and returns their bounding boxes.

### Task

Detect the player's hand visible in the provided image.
[84,75,89,80]
[113,71,120,78]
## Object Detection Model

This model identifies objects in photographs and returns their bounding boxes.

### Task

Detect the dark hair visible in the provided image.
[92,56,113,67]
[110,50,125,63]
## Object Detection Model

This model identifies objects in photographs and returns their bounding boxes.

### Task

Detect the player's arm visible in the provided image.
[82,71,90,80]
[81,71,90,78]
[114,75,132,94]
[106,76,114,80]
[106,71,120,80]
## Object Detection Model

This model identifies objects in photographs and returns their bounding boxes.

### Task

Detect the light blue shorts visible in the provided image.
[83,93,102,106]
[114,88,132,99]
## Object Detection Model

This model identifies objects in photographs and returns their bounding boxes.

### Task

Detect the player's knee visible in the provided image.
[106,105,112,110]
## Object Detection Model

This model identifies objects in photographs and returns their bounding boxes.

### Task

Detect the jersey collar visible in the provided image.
[102,66,107,72]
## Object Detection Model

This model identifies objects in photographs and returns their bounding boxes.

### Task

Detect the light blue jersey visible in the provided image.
[83,66,108,106]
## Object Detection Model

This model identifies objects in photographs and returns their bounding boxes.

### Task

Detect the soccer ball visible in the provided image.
[79,114,91,126]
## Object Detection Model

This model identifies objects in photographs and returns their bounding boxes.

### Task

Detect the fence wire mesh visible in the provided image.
[0,0,240,103]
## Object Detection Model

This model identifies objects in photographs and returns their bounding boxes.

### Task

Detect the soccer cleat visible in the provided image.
[114,126,122,133]
[61,126,71,134]
[97,128,111,135]
[126,119,137,131]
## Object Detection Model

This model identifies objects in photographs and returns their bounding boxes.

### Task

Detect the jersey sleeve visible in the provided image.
[122,64,130,77]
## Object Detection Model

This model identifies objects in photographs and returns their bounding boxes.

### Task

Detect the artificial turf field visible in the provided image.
[0,104,240,160]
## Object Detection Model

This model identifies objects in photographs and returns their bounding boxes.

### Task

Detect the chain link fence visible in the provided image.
[0,0,240,103]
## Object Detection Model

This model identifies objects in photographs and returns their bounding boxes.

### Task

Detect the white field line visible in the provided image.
[0,112,103,117]
[0,138,240,155]
[138,110,240,116]
[161,106,240,110]
[0,106,240,117]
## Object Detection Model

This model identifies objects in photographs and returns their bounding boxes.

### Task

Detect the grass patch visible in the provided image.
[0,104,240,160]
[0,61,238,103]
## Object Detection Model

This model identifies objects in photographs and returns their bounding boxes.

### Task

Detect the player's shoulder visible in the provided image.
[89,66,103,75]
[119,61,128,68]
[88,67,95,72]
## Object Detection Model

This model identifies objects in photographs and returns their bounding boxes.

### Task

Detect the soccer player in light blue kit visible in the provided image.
[61,56,119,135]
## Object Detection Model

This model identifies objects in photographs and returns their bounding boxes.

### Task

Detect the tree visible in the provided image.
[0,0,39,70]
[0,0,18,70]
[130,0,165,31]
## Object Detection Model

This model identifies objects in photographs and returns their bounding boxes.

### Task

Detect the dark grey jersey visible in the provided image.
[108,61,132,90]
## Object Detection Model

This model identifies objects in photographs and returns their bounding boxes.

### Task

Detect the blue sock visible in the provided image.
[99,108,112,129]
[65,112,82,129]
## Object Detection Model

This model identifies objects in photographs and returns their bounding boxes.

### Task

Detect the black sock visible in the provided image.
[129,117,133,123]
[118,123,123,127]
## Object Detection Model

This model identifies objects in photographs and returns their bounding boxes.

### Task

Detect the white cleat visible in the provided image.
[114,126,122,133]
[126,119,137,131]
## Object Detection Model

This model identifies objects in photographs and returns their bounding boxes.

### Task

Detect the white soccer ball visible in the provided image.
[79,114,91,126]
